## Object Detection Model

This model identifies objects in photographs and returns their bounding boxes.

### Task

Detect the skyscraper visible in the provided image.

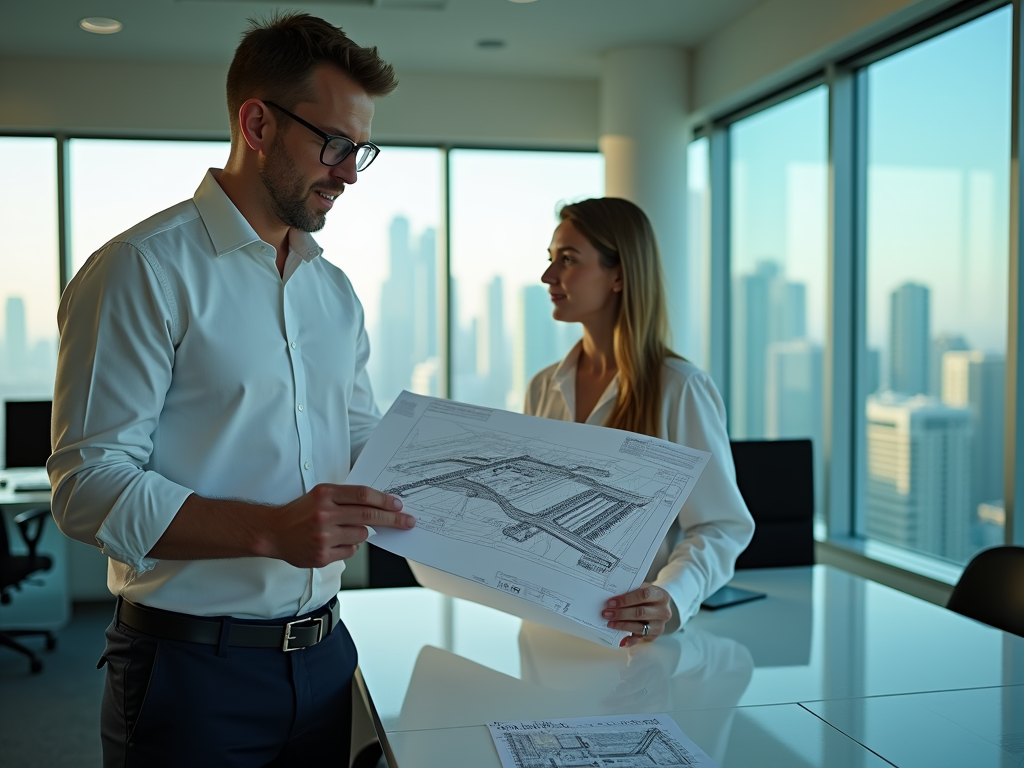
[941,350,1005,513]
[888,282,930,396]
[930,334,969,396]
[765,340,822,441]
[512,285,560,406]
[372,217,438,408]
[477,276,509,409]
[4,296,27,375]
[865,394,971,562]
[732,261,807,438]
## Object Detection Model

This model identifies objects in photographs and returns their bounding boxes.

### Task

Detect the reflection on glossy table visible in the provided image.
[338,565,1024,767]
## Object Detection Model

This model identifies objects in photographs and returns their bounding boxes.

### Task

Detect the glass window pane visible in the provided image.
[449,150,604,410]
[318,147,445,410]
[861,7,1011,564]
[0,138,59,468]
[728,86,829,523]
[686,137,710,371]
[69,139,230,276]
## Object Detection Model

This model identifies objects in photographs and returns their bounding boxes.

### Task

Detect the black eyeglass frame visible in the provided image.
[262,100,380,171]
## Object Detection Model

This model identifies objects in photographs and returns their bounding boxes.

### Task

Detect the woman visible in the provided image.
[525,198,754,648]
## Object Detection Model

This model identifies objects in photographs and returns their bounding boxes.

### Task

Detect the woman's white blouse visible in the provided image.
[525,345,755,628]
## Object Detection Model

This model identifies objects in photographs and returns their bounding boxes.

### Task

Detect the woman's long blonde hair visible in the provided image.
[558,198,680,438]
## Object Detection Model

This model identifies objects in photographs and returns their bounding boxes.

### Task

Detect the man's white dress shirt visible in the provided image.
[525,344,755,627]
[48,170,380,619]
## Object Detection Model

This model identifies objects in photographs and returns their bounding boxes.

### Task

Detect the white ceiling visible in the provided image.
[0,0,763,78]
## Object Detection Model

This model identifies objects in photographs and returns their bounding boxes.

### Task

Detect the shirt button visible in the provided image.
[259,245,267,254]
[304,462,311,470]
[297,404,304,412]
[290,341,298,349]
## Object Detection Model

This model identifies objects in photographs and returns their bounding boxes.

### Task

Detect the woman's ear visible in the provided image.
[612,266,624,293]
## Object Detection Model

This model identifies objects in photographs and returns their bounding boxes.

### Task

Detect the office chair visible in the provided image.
[946,546,1024,638]
[730,439,815,569]
[0,507,56,673]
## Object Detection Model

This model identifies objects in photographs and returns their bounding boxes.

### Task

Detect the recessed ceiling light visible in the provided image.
[79,17,123,35]
[507,0,539,3]
[477,39,506,50]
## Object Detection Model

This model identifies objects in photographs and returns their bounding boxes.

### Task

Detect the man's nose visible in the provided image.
[331,154,358,184]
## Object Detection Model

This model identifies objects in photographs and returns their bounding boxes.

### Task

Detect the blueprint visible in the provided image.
[488,714,717,768]
[347,392,710,646]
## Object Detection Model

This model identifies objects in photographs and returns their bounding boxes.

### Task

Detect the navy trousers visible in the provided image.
[98,598,357,768]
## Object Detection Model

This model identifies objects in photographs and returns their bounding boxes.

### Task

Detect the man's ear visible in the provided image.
[238,99,275,153]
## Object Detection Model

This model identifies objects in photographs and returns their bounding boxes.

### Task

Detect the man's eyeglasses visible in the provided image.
[262,100,380,171]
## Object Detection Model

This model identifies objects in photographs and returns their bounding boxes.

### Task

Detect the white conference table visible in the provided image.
[337,565,1024,768]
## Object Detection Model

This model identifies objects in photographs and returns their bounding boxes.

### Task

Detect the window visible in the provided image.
[728,86,829,522]
[318,147,445,410]
[69,139,230,275]
[685,137,711,372]
[0,137,59,468]
[859,7,1012,564]
[448,149,604,410]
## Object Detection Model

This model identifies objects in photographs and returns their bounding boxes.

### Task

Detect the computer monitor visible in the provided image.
[4,400,53,469]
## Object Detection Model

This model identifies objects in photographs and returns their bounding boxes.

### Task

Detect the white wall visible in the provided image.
[691,0,958,118]
[0,57,600,148]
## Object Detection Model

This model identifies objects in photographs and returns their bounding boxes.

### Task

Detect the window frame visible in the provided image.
[694,0,1020,590]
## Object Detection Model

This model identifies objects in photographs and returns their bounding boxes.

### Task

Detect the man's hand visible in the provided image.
[258,484,415,568]
[148,485,415,563]
[602,582,674,648]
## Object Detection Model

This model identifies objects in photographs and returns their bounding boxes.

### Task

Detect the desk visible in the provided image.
[0,469,68,631]
[337,566,1024,767]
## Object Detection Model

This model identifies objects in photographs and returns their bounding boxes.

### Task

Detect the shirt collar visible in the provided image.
[193,169,323,262]
[550,341,621,423]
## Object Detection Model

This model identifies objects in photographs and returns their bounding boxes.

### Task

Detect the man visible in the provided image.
[48,13,413,766]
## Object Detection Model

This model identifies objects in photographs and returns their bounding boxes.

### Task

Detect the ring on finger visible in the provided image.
[641,621,650,637]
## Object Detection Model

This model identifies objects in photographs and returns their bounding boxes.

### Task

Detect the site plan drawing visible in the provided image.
[347,392,710,646]
[487,714,717,768]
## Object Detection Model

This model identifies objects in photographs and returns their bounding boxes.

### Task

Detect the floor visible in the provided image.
[0,600,112,767]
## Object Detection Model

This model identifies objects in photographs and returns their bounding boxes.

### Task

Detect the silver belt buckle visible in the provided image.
[282,615,325,652]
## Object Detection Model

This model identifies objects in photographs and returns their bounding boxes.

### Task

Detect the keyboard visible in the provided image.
[13,480,51,493]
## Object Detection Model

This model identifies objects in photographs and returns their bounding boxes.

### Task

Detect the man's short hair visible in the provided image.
[226,12,398,142]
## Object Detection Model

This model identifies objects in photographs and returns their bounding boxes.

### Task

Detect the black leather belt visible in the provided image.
[117,597,341,652]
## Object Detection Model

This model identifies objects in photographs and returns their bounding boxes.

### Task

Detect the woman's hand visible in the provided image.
[602,582,674,648]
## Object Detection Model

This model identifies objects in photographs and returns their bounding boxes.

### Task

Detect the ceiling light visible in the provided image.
[79,17,123,35]
[477,39,506,50]
[507,0,539,3]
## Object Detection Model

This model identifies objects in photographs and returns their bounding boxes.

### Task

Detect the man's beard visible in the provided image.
[258,133,343,233]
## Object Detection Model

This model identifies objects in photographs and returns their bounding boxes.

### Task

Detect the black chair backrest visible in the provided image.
[730,438,815,569]
[946,546,1024,637]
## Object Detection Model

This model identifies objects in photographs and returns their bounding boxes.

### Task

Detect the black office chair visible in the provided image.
[0,506,56,673]
[730,438,815,569]
[946,546,1024,638]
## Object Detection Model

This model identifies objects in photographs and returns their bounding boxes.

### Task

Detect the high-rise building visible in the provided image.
[512,285,560,407]
[888,282,930,396]
[372,217,439,409]
[865,394,971,562]
[941,351,1005,514]
[4,296,27,375]
[732,262,807,437]
[930,334,969,396]
[765,340,822,441]
[477,276,509,408]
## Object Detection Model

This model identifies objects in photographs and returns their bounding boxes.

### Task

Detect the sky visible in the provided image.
[728,6,1011,356]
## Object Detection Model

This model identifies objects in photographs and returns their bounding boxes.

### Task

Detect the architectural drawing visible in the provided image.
[500,727,702,768]
[488,715,716,768]
[348,393,711,646]
[377,412,685,588]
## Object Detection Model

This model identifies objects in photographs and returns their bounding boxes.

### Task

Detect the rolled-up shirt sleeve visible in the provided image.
[653,372,755,626]
[48,241,194,573]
